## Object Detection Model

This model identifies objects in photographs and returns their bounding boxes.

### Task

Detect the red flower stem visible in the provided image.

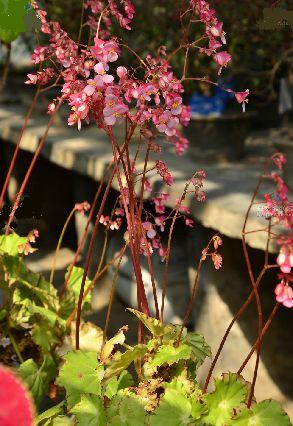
[161,177,193,322]
[60,161,114,296]
[110,134,150,317]
[103,243,128,341]
[75,168,117,349]
[5,96,63,234]
[237,302,280,375]
[0,86,41,211]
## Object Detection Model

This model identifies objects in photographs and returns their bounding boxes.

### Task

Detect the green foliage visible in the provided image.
[202,373,248,426]
[18,356,57,407]
[56,351,104,408]
[229,399,292,425]
[0,235,290,424]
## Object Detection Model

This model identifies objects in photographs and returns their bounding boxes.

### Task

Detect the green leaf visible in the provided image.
[104,345,147,379]
[104,371,134,399]
[31,322,60,354]
[182,333,212,367]
[202,373,248,426]
[28,305,64,327]
[148,344,191,367]
[65,266,92,311]
[36,401,65,425]
[229,399,291,425]
[150,389,192,426]
[190,398,208,420]
[128,309,177,338]
[51,416,74,425]
[0,233,28,256]
[100,326,127,362]
[71,394,106,426]
[107,392,146,426]
[56,351,104,408]
[18,356,57,407]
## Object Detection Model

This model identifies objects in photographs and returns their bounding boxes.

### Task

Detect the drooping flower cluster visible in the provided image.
[17,229,39,256]
[261,153,293,308]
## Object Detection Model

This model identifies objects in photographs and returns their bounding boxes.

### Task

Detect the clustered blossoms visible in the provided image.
[262,153,293,308]
[26,1,250,263]
[18,230,39,256]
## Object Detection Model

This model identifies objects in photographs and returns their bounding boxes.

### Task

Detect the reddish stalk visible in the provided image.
[5,96,63,234]
[237,302,280,375]
[0,86,41,211]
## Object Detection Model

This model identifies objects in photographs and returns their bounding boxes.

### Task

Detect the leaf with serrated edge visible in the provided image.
[104,371,134,399]
[148,344,191,367]
[202,372,248,426]
[56,351,104,408]
[128,309,177,337]
[71,394,106,426]
[229,399,291,425]
[19,357,57,407]
[182,333,211,367]
[150,388,192,426]
[104,345,147,379]
[107,392,146,426]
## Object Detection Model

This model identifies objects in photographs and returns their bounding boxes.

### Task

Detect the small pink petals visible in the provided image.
[214,51,231,75]
[277,246,293,274]
[235,89,249,112]
[143,221,156,239]
[75,201,91,215]
[117,66,127,79]
[156,161,173,186]
[275,281,293,308]
[212,252,223,269]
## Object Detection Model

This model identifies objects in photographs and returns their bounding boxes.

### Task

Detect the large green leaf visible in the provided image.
[71,394,106,426]
[107,391,146,426]
[150,389,192,426]
[56,351,104,408]
[202,373,248,426]
[229,399,291,426]
[104,345,147,379]
[148,344,191,367]
[18,356,57,407]
[104,371,134,399]
[182,333,212,367]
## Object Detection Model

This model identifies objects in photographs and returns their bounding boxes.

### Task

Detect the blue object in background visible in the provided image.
[189,78,235,117]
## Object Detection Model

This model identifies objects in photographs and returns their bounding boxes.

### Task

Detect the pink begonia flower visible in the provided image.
[235,89,249,112]
[25,74,38,85]
[275,281,293,308]
[166,93,183,115]
[155,216,165,232]
[154,110,179,136]
[92,38,120,63]
[103,94,129,125]
[212,252,223,269]
[47,102,56,114]
[277,246,293,273]
[117,66,128,79]
[185,218,194,227]
[213,235,222,250]
[214,51,231,75]
[272,153,286,171]
[156,161,173,186]
[142,222,156,239]
[209,22,226,44]
[271,172,288,201]
[115,208,125,216]
[75,201,91,215]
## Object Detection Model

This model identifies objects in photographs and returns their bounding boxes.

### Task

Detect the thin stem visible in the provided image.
[8,330,24,363]
[103,243,127,341]
[0,86,41,211]
[5,96,63,234]
[237,303,279,375]
[50,206,77,285]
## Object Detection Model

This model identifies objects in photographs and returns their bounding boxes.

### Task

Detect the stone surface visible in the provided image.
[0,105,288,252]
